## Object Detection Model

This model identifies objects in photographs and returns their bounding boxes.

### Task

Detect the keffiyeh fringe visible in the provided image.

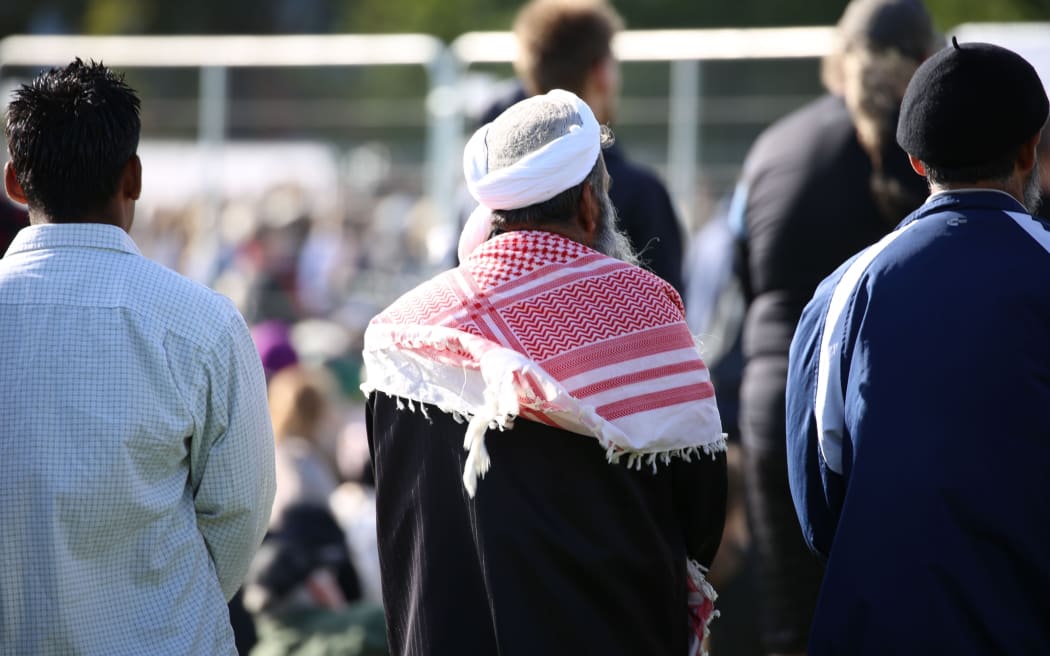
[369,389,727,498]
[687,558,719,656]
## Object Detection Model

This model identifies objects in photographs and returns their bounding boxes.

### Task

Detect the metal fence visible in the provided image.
[0,28,838,232]
[3,24,1042,234]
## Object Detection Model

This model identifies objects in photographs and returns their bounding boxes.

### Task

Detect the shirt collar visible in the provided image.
[4,223,141,258]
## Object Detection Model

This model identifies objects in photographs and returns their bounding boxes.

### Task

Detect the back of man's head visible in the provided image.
[481,91,609,228]
[458,90,637,263]
[819,0,941,222]
[487,93,584,172]
[897,39,1049,186]
[513,0,623,97]
[822,0,940,95]
[4,59,140,222]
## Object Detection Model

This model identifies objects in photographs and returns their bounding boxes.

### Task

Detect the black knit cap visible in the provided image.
[897,37,1049,168]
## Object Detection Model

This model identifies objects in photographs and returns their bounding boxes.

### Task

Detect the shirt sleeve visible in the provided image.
[785,277,846,560]
[187,309,276,600]
[672,451,728,568]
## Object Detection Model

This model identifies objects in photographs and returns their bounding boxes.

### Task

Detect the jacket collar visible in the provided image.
[901,189,1028,228]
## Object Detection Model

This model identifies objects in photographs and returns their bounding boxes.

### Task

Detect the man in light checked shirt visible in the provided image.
[0,60,276,654]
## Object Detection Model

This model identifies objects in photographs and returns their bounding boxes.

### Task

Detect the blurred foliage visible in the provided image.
[3,0,1050,40]
[925,0,1050,28]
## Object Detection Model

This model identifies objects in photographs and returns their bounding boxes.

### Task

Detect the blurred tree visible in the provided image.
[614,0,844,28]
[925,0,1049,26]
[4,0,1050,39]
[338,0,515,41]
[84,0,148,34]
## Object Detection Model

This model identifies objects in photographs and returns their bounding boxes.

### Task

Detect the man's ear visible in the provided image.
[4,161,28,205]
[1016,132,1040,174]
[907,154,927,177]
[122,154,142,201]
[592,55,619,94]
[576,180,600,242]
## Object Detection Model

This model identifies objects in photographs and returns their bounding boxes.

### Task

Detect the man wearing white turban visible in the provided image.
[363,90,727,655]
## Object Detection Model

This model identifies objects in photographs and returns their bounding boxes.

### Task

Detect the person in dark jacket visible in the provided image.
[243,504,386,656]
[731,1,939,653]
[507,0,686,294]
[787,39,1050,654]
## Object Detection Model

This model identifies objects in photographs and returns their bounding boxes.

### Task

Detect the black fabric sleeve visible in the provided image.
[673,450,728,568]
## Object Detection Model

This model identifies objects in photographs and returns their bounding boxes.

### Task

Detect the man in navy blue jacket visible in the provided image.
[786,39,1050,653]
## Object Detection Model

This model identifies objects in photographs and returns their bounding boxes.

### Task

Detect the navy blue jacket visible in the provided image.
[787,190,1050,654]
[603,143,685,296]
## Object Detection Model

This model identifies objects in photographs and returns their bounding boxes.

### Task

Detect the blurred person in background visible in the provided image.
[787,39,1050,653]
[730,1,940,653]
[365,90,726,655]
[683,200,761,656]
[243,218,311,325]
[329,393,385,607]
[502,0,686,295]
[235,317,301,654]
[253,319,301,382]
[0,195,29,255]
[268,364,341,527]
[256,317,386,608]
[244,503,387,656]
[0,59,275,654]
[328,475,383,607]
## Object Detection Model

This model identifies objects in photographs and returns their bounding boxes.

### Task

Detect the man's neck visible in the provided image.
[28,210,129,232]
[492,223,592,248]
[929,180,1025,207]
[579,89,609,126]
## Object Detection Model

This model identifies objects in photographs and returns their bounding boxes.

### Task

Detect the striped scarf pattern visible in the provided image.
[363,230,725,495]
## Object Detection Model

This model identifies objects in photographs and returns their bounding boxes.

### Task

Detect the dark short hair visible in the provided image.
[921,143,1022,186]
[4,59,141,221]
[513,0,623,96]
[491,156,605,230]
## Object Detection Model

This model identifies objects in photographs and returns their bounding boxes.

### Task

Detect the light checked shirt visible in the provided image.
[0,223,276,655]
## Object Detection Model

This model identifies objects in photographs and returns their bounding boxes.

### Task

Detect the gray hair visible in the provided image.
[485,93,613,230]
[486,94,585,171]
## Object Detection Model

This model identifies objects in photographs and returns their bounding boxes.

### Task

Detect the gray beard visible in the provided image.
[593,193,641,267]
[1024,158,1042,215]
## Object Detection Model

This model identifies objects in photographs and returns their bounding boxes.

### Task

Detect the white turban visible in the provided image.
[458,89,602,263]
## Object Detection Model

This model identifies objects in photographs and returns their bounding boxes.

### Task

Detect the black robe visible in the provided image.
[367,392,726,655]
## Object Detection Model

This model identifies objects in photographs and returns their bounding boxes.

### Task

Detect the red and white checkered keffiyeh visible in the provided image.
[363,229,725,487]
[362,229,723,649]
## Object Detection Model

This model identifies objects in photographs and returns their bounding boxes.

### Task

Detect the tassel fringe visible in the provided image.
[380,392,727,498]
[686,558,720,656]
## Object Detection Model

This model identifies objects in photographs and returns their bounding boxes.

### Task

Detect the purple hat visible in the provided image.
[251,320,299,380]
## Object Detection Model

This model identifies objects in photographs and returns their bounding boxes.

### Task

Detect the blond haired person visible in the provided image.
[268,366,339,528]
